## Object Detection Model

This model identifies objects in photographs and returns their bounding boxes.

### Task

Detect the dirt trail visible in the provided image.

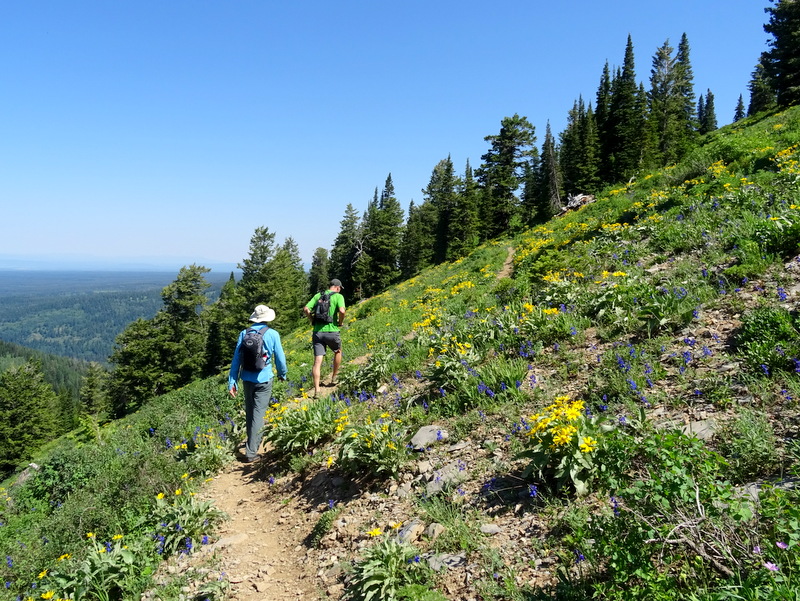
[198,460,321,601]
[497,246,514,279]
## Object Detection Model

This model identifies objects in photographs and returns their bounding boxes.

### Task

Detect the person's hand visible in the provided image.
[228,385,237,398]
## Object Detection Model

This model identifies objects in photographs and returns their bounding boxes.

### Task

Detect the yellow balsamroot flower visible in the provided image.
[552,425,578,446]
[175,489,182,496]
[580,436,598,453]
[112,534,123,540]
[86,532,95,538]
[38,569,48,579]
[327,456,335,468]
[366,528,383,537]
[57,553,71,561]
[40,592,55,600]
[390,521,403,530]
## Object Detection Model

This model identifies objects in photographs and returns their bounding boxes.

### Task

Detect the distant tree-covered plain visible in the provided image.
[0,270,229,364]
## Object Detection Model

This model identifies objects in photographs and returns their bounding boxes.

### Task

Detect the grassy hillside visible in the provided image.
[2,106,800,601]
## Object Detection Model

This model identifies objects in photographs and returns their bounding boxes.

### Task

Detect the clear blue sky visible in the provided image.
[0,0,771,271]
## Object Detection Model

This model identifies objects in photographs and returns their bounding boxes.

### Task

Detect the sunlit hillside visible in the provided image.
[3,106,800,600]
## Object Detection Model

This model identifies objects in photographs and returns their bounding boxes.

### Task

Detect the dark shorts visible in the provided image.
[312,331,341,356]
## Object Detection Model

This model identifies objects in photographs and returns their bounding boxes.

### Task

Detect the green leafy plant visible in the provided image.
[518,395,611,495]
[150,491,227,558]
[44,535,152,601]
[264,395,339,453]
[337,413,409,478]
[736,305,800,374]
[717,407,779,482]
[344,537,432,601]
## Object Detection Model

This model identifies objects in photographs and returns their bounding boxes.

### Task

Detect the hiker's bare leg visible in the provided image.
[312,354,324,396]
[331,349,342,383]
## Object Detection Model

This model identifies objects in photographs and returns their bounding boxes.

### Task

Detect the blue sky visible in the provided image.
[0,1,771,271]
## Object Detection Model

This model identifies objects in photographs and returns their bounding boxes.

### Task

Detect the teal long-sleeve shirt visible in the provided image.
[228,324,288,388]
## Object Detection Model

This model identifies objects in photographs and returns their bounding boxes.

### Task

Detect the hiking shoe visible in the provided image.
[244,454,262,463]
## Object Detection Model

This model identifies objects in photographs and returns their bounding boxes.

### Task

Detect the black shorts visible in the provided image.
[312,331,341,356]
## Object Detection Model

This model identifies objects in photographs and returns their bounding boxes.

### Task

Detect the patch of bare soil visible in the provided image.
[497,246,515,279]
[193,461,322,601]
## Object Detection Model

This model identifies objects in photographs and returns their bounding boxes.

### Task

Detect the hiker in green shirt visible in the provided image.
[303,278,346,397]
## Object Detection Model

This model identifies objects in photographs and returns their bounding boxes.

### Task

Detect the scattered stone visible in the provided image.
[410,425,449,450]
[682,419,716,440]
[480,524,502,535]
[426,523,446,541]
[396,519,425,544]
[427,553,466,571]
[426,461,467,495]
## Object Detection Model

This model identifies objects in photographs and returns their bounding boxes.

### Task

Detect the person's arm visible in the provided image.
[336,295,346,327]
[304,294,319,323]
[270,331,288,380]
[228,331,243,396]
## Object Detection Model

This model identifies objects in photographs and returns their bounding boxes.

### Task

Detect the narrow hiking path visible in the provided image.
[171,249,520,600]
[498,246,514,279]
[194,461,321,601]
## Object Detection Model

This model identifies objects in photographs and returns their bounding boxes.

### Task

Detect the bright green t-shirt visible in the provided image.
[305,291,346,332]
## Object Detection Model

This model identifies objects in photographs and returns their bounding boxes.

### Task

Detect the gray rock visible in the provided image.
[396,519,426,544]
[426,461,467,495]
[682,419,717,440]
[410,425,449,450]
[480,524,502,535]
[426,523,446,541]
[428,553,466,571]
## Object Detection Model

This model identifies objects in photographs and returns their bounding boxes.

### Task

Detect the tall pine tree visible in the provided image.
[477,114,537,237]
[607,36,646,181]
[762,0,800,107]
[329,203,362,301]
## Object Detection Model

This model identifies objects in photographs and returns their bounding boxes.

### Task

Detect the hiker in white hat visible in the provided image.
[228,304,287,463]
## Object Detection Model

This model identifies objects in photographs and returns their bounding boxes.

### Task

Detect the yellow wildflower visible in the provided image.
[580,436,598,453]
[366,527,383,537]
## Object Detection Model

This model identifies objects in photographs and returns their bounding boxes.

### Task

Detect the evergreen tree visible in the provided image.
[203,272,243,376]
[237,226,277,312]
[79,362,108,415]
[108,265,211,415]
[762,0,800,107]
[534,122,562,223]
[0,361,59,475]
[595,61,613,179]
[423,157,457,264]
[697,94,706,128]
[477,114,537,236]
[580,105,602,193]
[560,99,585,195]
[448,160,480,260]
[308,247,330,294]
[266,237,308,333]
[399,199,436,278]
[748,62,778,115]
[361,176,404,297]
[734,95,746,122]
[352,192,378,300]
[648,39,691,166]
[699,90,718,133]
[676,33,698,146]
[607,36,645,181]
[329,203,362,301]
[107,318,158,416]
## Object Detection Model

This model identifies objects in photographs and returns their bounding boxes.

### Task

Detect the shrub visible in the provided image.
[344,537,433,601]
[736,306,800,374]
[518,395,612,495]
